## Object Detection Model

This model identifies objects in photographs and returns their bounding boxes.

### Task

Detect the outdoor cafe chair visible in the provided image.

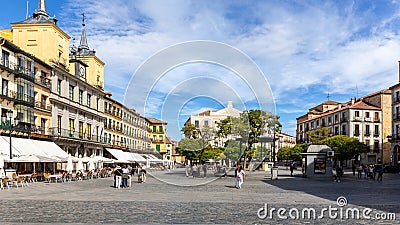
[15,177,25,188]
[30,173,37,182]
[43,173,51,183]
[1,178,9,190]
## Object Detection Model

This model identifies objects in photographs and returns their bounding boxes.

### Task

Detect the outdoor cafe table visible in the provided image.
[48,174,62,183]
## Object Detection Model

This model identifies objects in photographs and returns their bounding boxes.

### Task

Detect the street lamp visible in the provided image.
[271,124,282,167]
[7,109,19,161]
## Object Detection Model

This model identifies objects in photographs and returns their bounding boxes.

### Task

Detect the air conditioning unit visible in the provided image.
[327,151,334,157]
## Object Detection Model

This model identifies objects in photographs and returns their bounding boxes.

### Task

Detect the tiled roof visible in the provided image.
[146,118,167,124]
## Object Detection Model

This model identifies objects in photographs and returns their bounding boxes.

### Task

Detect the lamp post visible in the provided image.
[7,109,19,162]
[272,124,282,167]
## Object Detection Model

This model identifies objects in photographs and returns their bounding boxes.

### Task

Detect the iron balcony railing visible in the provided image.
[34,101,52,111]
[49,127,104,143]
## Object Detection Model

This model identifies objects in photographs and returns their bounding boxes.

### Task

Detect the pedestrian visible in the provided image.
[335,166,342,182]
[373,165,377,181]
[235,164,245,189]
[357,164,363,179]
[202,164,207,178]
[289,163,294,176]
[140,164,147,183]
[377,166,383,181]
[363,164,368,178]
[192,164,197,178]
[121,165,129,188]
[114,166,123,189]
[185,165,189,177]
[352,164,356,176]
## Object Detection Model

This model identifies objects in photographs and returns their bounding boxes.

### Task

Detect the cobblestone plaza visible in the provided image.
[0,168,399,224]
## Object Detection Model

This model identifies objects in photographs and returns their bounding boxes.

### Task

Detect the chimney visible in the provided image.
[338,104,342,109]
[351,98,355,105]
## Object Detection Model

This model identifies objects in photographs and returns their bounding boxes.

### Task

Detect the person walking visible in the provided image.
[352,164,356,176]
[357,164,363,179]
[289,163,294,176]
[202,164,207,178]
[114,166,123,189]
[121,165,129,188]
[377,166,383,181]
[235,164,245,189]
[335,166,342,182]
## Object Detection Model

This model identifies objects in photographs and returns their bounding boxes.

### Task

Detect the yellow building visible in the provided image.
[146,118,168,155]
[31,55,52,138]
[3,0,107,157]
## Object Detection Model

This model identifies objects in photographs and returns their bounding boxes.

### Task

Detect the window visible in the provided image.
[341,125,346,135]
[374,141,379,152]
[159,126,163,132]
[354,124,360,136]
[86,124,92,139]
[152,126,156,132]
[365,112,370,118]
[311,121,314,129]
[365,140,370,150]
[159,135,163,141]
[1,50,10,67]
[156,145,161,152]
[365,125,370,135]
[87,94,91,107]
[396,91,400,102]
[194,120,199,127]
[355,111,359,117]
[78,90,83,104]
[334,114,338,123]
[374,125,379,136]
[2,79,8,96]
[57,115,62,133]
[374,112,379,122]
[69,119,74,135]
[57,79,62,94]
[334,126,339,135]
[69,85,74,100]
[96,97,99,110]
[79,122,83,138]
[328,117,332,124]
[204,120,209,126]
[316,120,319,126]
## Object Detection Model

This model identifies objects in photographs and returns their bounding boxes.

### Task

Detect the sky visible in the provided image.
[1,0,400,141]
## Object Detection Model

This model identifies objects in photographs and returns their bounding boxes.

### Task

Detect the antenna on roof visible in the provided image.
[26,0,29,19]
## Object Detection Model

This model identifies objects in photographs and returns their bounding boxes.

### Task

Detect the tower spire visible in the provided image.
[36,0,49,17]
[77,13,95,56]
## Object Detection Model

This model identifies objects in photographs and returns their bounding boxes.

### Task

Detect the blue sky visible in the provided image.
[1,0,400,141]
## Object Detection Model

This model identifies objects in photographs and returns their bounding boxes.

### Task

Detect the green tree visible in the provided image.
[216,110,281,170]
[181,123,198,139]
[176,138,202,162]
[321,135,368,162]
[224,139,240,161]
[307,127,331,144]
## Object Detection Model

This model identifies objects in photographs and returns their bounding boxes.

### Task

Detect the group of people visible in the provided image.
[353,164,384,181]
[113,164,147,189]
[185,164,207,178]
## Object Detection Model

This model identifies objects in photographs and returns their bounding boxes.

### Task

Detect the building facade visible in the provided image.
[4,1,107,157]
[297,90,392,165]
[146,118,167,156]
[0,38,35,135]
[103,92,151,152]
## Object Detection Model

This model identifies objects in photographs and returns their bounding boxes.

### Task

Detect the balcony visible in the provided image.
[353,117,362,122]
[364,117,372,122]
[35,101,52,111]
[365,131,371,136]
[15,66,35,81]
[15,92,34,106]
[340,118,347,123]
[35,76,51,89]
[0,87,16,100]
[373,132,380,137]
[374,118,380,123]
[49,127,104,143]
[353,132,360,136]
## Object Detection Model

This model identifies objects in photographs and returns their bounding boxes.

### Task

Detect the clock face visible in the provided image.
[79,66,85,76]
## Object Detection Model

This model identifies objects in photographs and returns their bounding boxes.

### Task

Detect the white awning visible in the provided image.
[106,148,132,163]
[132,153,146,162]
[141,154,163,163]
[0,136,68,162]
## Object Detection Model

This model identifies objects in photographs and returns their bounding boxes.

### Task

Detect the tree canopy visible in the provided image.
[306,127,331,144]
[321,135,368,161]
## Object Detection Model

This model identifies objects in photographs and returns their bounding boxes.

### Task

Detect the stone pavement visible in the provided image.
[0,167,399,224]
